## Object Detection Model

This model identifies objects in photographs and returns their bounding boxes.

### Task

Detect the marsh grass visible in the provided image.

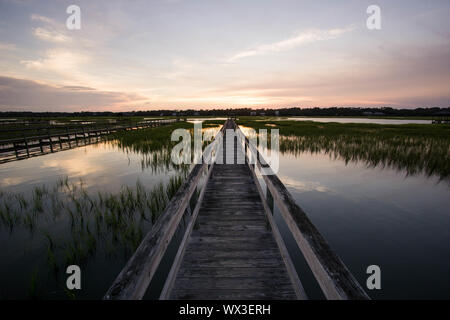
[239,120,450,181]
[0,174,187,290]
[104,121,221,173]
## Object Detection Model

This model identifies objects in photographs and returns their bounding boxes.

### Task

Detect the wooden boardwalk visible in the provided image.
[0,119,180,163]
[104,119,369,300]
[167,122,297,299]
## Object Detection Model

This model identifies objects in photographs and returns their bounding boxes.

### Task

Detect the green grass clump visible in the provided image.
[104,121,221,173]
[0,174,187,281]
[238,120,450,181]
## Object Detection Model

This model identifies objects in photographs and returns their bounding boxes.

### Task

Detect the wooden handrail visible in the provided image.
[236,125,370,300]
[104,122,226,300]
[0,118,178,132]
[0,119,179,145]
[0,119,181,149]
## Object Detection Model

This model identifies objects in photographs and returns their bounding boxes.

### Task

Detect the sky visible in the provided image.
[0,0,449,112]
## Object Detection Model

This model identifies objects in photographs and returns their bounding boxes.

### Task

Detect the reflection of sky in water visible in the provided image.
[277,151,450,299]
[0,126,222,195]
[261,117,432,124]
[187,118,228,124]
[0,142,177,194]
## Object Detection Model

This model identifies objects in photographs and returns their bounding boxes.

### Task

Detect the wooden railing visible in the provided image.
[0,119,180,163]
[235,124,370,300]
[103,122,226,300]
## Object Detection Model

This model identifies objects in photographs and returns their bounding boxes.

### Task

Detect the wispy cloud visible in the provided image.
[30,14,71,43]
[30,14,54,24]
[33,27,70,43]
[0,42,17,51]
[228,27,354,62]
[21,49,88,72]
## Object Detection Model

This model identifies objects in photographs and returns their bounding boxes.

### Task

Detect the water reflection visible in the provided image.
[240,125,450,182]
[276,151,450,299]
[0,143,178,194]
[265,117,431,125]
[280,135,449,182]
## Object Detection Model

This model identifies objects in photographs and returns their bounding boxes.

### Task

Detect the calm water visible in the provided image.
[273,150,450,299]
[1,125,449,299]
[275,117,431,125]
[0,142,176,194]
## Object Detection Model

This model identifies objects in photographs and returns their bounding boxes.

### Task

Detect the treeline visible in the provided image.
[1,107,449,118]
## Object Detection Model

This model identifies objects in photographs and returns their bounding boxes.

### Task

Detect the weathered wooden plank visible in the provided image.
[173,278,293,290]
[196,214,265,221]
[170,289,296,300]
[182,249,282,260]
[192,230,271,239]
[186,241,276,252]
[178,257,286,268]
[195,219,268,226]
[177,267,292,279]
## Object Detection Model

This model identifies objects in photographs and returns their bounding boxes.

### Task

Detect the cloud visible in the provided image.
[30,14,72,43]
[30,14,54,24]
[33,27,70,43]
[228,27,354,62]
[0,42,17,51]
[0,76,147,111]
[21,49,87,72]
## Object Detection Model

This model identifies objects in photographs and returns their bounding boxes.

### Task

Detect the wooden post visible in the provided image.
[48,129,54,153]
[75,128,79,146]
[22,134,30,158]
[82,127,87,144]
[23,138,30,158]
[244,142,248,164]
[66,127,71,148]
[13,142,19,158]
[267,184,274,213]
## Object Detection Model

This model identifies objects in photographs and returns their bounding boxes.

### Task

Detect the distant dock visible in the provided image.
[0,119,180,163]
